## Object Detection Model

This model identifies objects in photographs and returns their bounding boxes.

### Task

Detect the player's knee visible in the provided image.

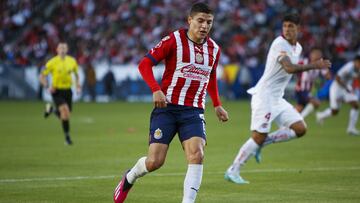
[291,121,307,137]
[313,102,320,108]
[59,106,70,119]
[145,157,164,172]
[251,132,266,145]
[295,127,307,137]
[60,111,70,120]
[187,150,204,164]
[332,109,339,115]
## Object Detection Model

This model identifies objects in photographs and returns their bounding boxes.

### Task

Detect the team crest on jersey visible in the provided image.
[195,53,204,63]
[154,128,163,139]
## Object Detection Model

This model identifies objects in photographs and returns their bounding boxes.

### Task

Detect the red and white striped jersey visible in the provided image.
[145,29,221,109]
[295,58,327,92]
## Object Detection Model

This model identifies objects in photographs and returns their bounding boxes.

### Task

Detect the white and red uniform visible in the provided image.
[138,29,221,109]
[330,61,359,109]
[247,36,303,133]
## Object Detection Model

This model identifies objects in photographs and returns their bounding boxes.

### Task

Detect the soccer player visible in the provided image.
[113,3,228,203]
[295,48,331,118]
[224,13,331,184]
[316,55,360,135]
[39,42,81,145]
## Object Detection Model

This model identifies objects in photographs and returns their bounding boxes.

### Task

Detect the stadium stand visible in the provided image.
[0,0,359,99]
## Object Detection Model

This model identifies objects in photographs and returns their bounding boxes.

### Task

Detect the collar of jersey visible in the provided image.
[280,34,297,46]
[185,29,208,45]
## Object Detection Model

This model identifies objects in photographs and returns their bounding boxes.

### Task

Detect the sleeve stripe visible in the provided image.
[145,53,158,65]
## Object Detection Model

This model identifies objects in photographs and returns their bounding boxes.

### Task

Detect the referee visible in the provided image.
[39,42,81,145]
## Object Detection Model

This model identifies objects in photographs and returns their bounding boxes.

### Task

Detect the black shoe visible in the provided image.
[44,103,53,118]
[65,135,73,145]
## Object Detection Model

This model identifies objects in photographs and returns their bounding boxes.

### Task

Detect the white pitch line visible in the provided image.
[0,175,116,183]
[1,166,360,184]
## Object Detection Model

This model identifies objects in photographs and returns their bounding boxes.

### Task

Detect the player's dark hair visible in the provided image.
[283,13,300,25]
[310,47,321,52]
[190,2,213,17]
[58,41,68,45]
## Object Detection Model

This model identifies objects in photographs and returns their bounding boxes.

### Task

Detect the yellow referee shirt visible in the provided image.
[42,55,79,89]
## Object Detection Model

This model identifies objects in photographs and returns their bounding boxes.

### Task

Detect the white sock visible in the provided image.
[348,109,359,130]
[126,157,148,184]
[318,108,332,120]
[301,103,315,118]
[262,128,297,147]
[182,164,203,203]
[227,138,259,175]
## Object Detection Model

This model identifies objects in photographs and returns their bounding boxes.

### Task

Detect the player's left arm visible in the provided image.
[73,59,81,93]
[138,57,166,108]
[335,64,354,92]
[207,51,228,122]
[335,75,351,92]
[280,55,331,73]
[39,70,48,89]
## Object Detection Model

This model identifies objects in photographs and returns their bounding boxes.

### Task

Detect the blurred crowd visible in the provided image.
[1,0,360,68]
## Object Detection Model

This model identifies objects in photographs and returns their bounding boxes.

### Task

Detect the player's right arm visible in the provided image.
[39,72,47,88]
[280,55,331,73]
[39,58,55,93]
[138,57,166,108]
[138,34,174,108]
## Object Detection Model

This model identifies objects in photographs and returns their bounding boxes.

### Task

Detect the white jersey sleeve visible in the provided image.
[274,42,291,63]
[248,36,302,99]
[336,61,360,88]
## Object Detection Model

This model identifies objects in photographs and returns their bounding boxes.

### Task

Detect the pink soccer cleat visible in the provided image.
[114,170,133,203]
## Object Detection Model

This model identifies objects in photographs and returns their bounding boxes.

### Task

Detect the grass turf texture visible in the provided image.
[0,101,359,202]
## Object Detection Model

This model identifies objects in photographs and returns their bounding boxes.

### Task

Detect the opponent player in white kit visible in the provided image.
[224,13,331,184]
[316,56,360,135]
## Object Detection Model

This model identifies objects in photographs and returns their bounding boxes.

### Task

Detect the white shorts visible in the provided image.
[250,94,303,133]
[330,83,358,110]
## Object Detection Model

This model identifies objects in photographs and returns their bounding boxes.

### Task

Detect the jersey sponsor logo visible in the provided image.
[154,128,163,139]
[180,64,211,80]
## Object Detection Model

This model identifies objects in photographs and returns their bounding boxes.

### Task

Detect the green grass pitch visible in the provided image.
[0,101,359,202]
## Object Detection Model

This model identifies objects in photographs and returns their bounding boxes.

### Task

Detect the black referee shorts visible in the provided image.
[51,89,73,111]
